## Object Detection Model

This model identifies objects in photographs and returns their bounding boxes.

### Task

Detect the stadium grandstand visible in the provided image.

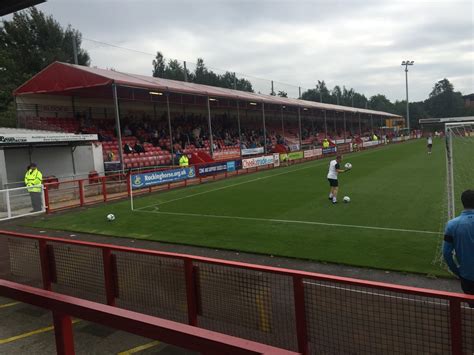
[0,0,45,16]
[13,61,405,174]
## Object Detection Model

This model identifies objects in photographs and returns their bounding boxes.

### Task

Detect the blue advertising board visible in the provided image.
[322,146,337,155]
[197,160,241,176]
[131,167,195,189]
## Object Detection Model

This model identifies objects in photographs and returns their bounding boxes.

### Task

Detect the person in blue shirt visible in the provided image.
[443,189,474,301]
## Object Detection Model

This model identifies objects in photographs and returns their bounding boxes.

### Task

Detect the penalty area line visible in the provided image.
[134,210,440,235]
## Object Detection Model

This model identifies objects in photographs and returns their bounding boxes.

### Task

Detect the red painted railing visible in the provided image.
[0,229,472,354]
[0,279,297,355]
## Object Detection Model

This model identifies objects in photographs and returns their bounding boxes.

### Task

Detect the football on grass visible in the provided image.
[345,162,352,169]
[343,196,351,203]
[107,213,116,221]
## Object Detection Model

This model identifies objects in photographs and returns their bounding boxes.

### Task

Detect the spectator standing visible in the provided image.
[443,190,474,304]
[24,163,43,212]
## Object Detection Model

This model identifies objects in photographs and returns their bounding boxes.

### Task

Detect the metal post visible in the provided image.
[233,72,237,90]
[371,114,374,133]
[343,112,347,143]
[271,81,274,95]
[324,110,327,137]
[449,299,462,355]
[237,101,242,157]
[72,37,78,65]
[405,67,410,132]
[293,276,309,355]
[281,106,285,143]
[53,312,75,355]
[334,111,337,134]
[207,96,214,157]
[298,107,302,149]
[358,112,362,136]
[166,93,174,159]
[5,189,11,219]
[112,83,124,172]
[298,87,301,99]
[262,103,267,154]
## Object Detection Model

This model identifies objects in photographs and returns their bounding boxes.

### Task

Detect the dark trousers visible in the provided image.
[29,192,43,212]
[460,277,474,308]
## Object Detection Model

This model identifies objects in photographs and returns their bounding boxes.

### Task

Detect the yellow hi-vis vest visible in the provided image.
[24,169,43,193]
[179,155,189,167]
[323,140,330,148]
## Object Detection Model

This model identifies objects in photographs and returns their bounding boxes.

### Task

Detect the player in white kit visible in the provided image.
[327,155,351,204]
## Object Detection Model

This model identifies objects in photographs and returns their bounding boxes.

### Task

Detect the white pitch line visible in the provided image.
[135,146,390,211]
[303,281,473,308]
[134,210,440,235]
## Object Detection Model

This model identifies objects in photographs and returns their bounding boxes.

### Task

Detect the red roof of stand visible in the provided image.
[14,62,402,118]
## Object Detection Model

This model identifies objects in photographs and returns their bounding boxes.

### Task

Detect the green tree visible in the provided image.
[0,8,90,126]
[369,94,394,113]
[152,51,166,78]
[331,85,342,105]
[425,78,465,118]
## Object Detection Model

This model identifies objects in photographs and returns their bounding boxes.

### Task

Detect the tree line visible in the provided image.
[0,8,472,128]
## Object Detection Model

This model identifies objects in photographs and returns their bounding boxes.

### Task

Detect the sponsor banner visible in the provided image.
[197,160,242,176]
[304,148,323,158]
[392,137,403,142]
[273,153,280,167]
[322,146,337,155]
[288,143,300,152]
[242,155,274,169]
[336,143,351,154]
[280,151,304,162]
[131,167,195,189]
[362,141,380,148]
[334,139,346,144]
[213,148,241,159]
[241,147,264,156]
[0,133,98,144]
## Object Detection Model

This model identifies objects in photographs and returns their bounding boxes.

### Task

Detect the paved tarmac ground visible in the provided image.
[0,295,198,355]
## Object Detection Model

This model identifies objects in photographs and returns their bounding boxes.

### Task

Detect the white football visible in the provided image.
[345,162,352,169]
[106,213,116,221]
[343,196,351,203]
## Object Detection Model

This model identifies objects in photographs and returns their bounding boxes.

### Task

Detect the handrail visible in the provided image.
[0,279,298,355]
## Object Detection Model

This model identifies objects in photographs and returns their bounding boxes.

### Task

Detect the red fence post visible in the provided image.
[38,240,52,291]
[449,299,462,354]
[52,312,75,355]
[293,276,309,355]
[44,186,50,214]
[102,248,116,306]
[127,174,131,197]
[184,259,198,326]
[78,180,84,206]
[102,177,107,202]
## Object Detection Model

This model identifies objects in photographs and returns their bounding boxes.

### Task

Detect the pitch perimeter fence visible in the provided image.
[0,230,472,354]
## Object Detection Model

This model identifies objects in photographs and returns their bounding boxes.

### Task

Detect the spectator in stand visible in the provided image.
[107,151,115,161]
[123,125,132,136]
[24,163,43,212]
[124,143,134,154]
[134,141,145,153]
[322,138,330,149]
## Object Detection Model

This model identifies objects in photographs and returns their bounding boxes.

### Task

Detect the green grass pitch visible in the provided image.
[32,139,451,276]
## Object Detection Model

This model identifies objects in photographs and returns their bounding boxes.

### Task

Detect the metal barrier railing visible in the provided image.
[0,229,471,354]
[0,279,297,355]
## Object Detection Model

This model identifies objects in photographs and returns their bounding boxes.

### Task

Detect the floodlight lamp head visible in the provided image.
[401,61,406,65]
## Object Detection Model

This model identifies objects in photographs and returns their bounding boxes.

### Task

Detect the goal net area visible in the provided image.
[445,121,474,219]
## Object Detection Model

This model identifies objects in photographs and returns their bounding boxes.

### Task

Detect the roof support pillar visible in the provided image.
[207,96,214,158]
[298,107,302,149]
[262,103,267,154]
[343,111,347,143]
[323,110,327,137]
[358,112,362,136]
[166,93,174,159]
[112,83,124,172]
[236,101,242,157]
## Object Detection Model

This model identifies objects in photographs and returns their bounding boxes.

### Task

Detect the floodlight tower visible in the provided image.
[401,60,414,131]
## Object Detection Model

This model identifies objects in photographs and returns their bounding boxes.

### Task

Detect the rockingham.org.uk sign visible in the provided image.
[131,167,195,189]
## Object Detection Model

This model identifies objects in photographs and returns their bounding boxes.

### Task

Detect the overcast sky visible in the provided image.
[5,0,474,102]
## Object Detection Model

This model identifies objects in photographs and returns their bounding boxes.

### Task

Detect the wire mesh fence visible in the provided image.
[1,230,472,354]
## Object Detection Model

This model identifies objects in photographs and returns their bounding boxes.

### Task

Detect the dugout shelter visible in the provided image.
[0,127,101,189]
